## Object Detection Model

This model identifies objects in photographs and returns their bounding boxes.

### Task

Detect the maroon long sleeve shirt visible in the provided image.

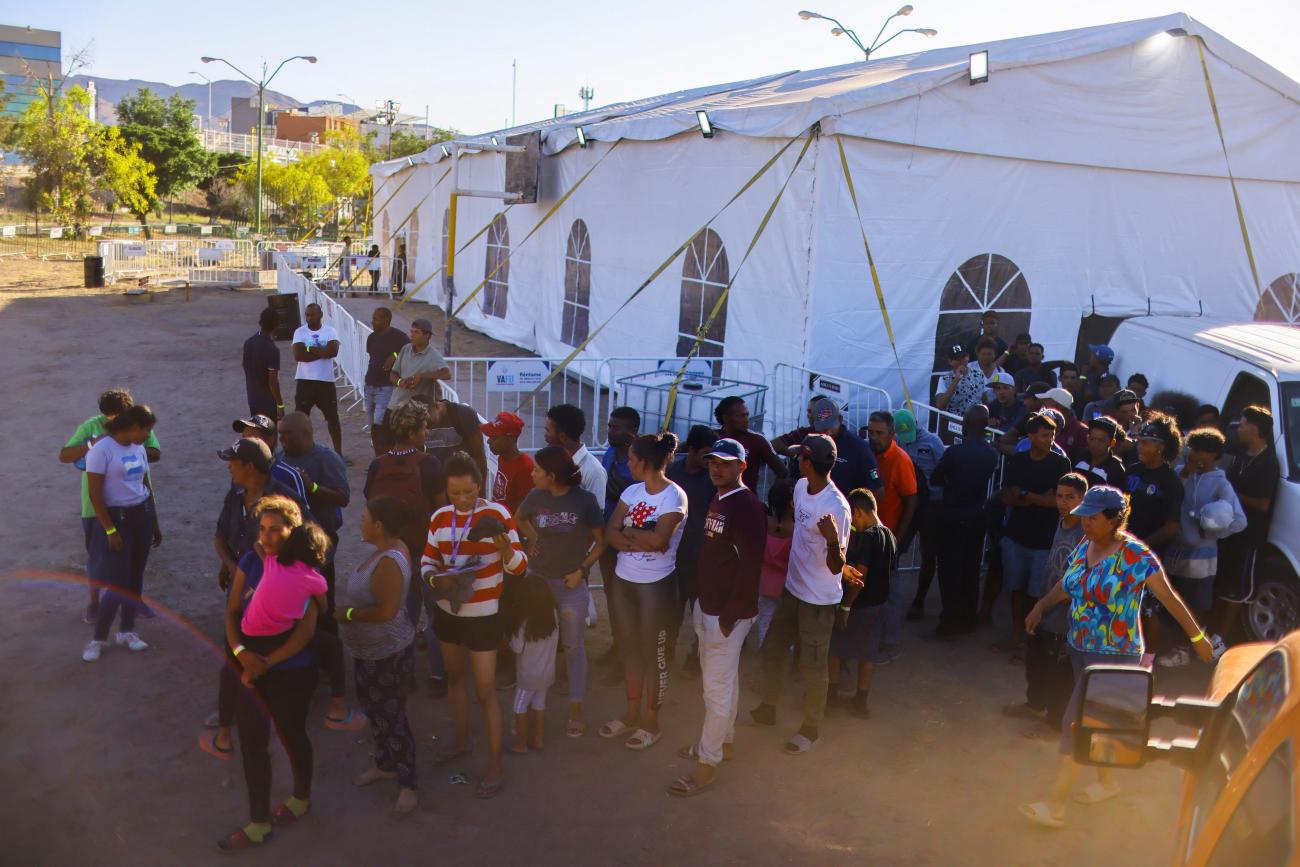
[696,486,768,631]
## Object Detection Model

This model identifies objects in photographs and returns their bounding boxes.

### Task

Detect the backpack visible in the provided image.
[368,452,433,537]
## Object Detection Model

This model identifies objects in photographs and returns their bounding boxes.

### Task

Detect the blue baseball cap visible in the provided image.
[1089,343,1115,363]
[1071,485,1126,516]
[705,437,747,462]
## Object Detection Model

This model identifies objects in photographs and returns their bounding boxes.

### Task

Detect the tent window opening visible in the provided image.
[1256,273,1300,324]
[407,210,419,290]
[931,252,1031,394]
[677,228,729,359]
[440,207,450,297]
[483,214,510,318]
[562,219,592,347]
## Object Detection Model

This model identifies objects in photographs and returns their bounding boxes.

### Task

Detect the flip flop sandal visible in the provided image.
[782,733,817,756]
[199,731,233,761]
[474,777,503,799]
[566,719,587,739]
[1074,783,1121,805]
[624,728,662,751]
[270,802,310,827]
[324,709,367,731]
[598,719,632,739]
[433,743,473,766]
[215,827,272,853]
[677,744,733,762]
[667,774,714,798]
[1019,802,1065,829]
[204,711,221,729]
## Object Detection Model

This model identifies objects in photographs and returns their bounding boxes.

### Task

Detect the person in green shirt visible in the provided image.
[60,388,162,622]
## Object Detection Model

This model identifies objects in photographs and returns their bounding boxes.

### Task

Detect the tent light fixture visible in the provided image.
[440,144,451,158]
[490,135,499,146]
[969,50,989,85]
[576,126,588,148]
[696,110,715,139]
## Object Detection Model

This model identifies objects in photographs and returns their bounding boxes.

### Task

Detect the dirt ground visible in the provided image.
[1,260,1206,866]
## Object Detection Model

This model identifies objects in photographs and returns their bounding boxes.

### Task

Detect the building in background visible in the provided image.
[276,110,358,144]
[0,24,61,117]
[229,95,284,139]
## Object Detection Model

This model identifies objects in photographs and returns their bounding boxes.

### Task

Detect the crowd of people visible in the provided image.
[60,303,1283,848]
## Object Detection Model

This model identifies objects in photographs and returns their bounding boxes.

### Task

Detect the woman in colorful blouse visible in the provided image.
[1019,485,1211,829]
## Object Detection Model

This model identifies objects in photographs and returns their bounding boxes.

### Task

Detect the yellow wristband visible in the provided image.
[1190,631,1207,643]
[311,482,319,493]
[105,527,118,536]
[345,608,355,622]
[233,644,246,657]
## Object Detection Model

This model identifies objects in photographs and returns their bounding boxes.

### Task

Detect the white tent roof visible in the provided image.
[375,12,1300,182]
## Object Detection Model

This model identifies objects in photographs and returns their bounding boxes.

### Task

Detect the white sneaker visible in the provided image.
[1157,647,1191,668]
[1210,634,1227,660]
[116,632,149,652]
[82,640,106,662]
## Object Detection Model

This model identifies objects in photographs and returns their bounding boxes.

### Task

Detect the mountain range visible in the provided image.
[65,75,360,126]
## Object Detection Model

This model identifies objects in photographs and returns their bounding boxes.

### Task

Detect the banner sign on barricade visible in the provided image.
[487,360,551,392]
[88,226,103,237]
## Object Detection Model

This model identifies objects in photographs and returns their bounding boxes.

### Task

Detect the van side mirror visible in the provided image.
[1072,666,1154,768]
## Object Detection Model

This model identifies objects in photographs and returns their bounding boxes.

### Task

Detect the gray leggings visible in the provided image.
[609,572,675,711]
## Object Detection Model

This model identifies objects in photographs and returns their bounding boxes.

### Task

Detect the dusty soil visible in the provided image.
[0,261,1205,866]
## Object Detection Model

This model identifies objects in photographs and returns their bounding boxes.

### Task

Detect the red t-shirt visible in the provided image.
[491,451,536,515]
[874,441,918,532]
[715,428,778,490]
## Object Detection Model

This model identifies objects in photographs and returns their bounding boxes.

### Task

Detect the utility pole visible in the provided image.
[511,59,517,127]
[578,85,594,112]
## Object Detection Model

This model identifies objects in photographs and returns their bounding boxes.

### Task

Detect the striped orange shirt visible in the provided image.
[421,499,526,618]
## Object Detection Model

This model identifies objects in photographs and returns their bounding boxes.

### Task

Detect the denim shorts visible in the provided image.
[1001,537,1051,598]
[364,385,395,427]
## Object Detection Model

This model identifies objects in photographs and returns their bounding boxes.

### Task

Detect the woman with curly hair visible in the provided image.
[364,398,448,694]
[217,495,331,852]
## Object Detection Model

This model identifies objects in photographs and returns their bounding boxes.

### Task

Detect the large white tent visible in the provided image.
[370,12,1300,404]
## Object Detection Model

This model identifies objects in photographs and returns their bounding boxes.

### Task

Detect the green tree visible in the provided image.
[12,84,97,229]
[115,87,217,200]
[360,125,458,163]
[89,125,159,234]
[198,152,251,220]
[0,79,14,147]
[240,160,332,228]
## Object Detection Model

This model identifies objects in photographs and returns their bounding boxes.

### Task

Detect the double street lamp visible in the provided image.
[200,53,317,235]
[798,6,937,60]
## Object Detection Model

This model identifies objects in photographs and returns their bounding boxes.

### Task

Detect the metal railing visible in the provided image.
[101,238,260,284]
[199,129,327,164]
[768,363,893,439]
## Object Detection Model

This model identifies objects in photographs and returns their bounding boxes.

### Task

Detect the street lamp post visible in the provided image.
[201,53,317,235]
[375,99,400,160]
[798,6,937,60]
[188,70,212,130]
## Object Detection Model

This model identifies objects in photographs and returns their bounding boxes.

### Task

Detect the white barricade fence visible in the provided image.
[769,363,893,439]
[101,238,259,283]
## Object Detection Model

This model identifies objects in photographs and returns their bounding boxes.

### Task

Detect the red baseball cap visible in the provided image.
[480,411,525,438]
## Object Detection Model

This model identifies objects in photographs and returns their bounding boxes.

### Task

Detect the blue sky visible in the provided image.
[17,0,1300,134]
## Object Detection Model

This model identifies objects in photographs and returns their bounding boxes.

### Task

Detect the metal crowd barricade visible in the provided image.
[100,238,260,284]
[769,363,893,439]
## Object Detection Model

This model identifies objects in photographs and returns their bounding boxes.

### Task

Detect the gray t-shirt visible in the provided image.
[340,547,415,660]
[515,486,603,580]
[1041,519,1085,634]
[389,343,449,410]
[84,437,150,507]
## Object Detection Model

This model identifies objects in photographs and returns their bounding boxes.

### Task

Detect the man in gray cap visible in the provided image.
[801,397,881,496]
[387,317,451,413]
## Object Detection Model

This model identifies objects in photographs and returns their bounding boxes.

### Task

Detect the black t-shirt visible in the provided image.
[666,456,717,569]
[515,486,603,580]
[1013,365,1057,390]
[1229,446,1281,545]
[242,332,280,410]
[847,524,898,608]
[988,398,1027,433]
[1003,450,1072,549]
[1123,462,1184,552]
[365,328,410,388]
[1073,453,1127,490]
[931,439,999,516]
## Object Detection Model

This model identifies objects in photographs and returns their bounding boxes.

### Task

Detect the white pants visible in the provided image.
[693,601,753,767]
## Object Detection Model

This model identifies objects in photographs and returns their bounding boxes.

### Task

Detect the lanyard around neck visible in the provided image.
[449,501,478,560]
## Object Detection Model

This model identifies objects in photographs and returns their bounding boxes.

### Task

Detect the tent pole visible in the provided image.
[444,192,459,356]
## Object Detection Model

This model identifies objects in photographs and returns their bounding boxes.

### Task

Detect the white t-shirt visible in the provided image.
[785,477,852,606]
[293,324,339,382]
[614,480,688,584]
[574,445,608,512]
[85,437,150,507]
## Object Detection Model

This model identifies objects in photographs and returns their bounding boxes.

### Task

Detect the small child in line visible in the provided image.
[828,488,897,720]
[501,574,559,753]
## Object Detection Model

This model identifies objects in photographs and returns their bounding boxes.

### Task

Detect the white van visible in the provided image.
[1108,317,1299,642]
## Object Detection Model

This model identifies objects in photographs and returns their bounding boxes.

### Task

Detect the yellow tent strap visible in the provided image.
[393,204,513,312]
[1196,38,1261,293]
[661,132,815,431]
[836,136,913,412]
[451,140,622,319]
[516,131,807,412]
